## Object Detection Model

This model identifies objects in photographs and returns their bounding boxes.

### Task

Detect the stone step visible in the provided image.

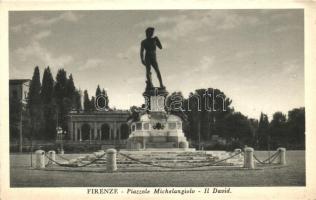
[144,142,177,148]
[54,150,244,167]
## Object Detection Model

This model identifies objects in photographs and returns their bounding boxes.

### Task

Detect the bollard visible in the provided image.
[179,141,189,149]
[35,150,46,169]
[106,149,117,172]
[47,150,56,165]
[243,147,254,169]
[277,147,286,165]
[234,149,242,158]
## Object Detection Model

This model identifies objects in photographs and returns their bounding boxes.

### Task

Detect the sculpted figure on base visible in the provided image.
[140,27,165,89]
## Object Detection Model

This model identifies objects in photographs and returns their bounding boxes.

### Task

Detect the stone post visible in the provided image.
[47,150,56,165]
[277,147,286,165]
[35,150,46,169]
[243,147,254,169]
[106,149,117,172]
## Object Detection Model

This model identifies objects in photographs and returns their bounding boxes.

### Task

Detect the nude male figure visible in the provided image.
[140,27,165,89]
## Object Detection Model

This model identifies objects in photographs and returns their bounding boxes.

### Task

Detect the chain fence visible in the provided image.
[39,148,283,171]
[253,151,280,164]
[44,152,107,168]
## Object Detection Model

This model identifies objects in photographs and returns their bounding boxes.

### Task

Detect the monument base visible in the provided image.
[126,113,191,150]
[127,86,191,151]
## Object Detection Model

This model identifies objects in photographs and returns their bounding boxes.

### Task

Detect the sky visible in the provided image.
[9,10,304,119]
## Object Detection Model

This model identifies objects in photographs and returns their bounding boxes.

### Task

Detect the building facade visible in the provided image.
[9,79,31,104]
[67,110,130,142]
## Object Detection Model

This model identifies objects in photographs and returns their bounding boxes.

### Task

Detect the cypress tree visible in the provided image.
[74,89,82,110]
[66,74,76,102]
[27,66,43,139]
[90,96,96,111]
[96,85,101,97]
[101,89,106,96]
[41,67,56,140]
[257,112,269,149]
[41,67,54,103]
[54,69,68,130]
[102,88,109,108]
[83,90,90,111]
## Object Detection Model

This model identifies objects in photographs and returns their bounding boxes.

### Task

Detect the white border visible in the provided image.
[1,1,315,199]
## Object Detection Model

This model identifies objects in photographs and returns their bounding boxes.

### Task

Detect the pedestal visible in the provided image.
[127,87,190,150]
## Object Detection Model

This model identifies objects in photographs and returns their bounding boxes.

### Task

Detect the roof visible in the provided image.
[9,79,31,85]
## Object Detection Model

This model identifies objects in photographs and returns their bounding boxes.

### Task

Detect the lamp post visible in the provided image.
[19,106,23,153]
[56,126,64,154]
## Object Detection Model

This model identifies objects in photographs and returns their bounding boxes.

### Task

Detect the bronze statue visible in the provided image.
[140,27,165,89]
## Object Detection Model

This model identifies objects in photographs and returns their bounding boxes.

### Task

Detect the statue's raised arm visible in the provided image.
[155,36,162,49]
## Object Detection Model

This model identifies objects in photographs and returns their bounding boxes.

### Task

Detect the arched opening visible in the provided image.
[81,123,91,141]
[101,123,110,140]
[120,123,130,139]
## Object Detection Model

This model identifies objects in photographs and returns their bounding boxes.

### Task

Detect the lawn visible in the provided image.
[9,150,305,187]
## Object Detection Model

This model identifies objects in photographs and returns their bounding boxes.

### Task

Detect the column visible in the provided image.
[89,127,92,144]
[74,122,78,141]
[79,125,82,141]
[114,122,117,139]
[72,122,75,141]
[94,122,97,140]
[68,120,73,140]
[118,123,121,142]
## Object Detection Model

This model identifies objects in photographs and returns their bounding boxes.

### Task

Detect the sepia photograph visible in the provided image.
[1,2,316,199]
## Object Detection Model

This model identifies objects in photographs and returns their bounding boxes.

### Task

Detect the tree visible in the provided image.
[54,69,68,129]
[66,74,76,102]
[101,89,106,96]
[269,111,287,148]
[54,69,68,102]
[95,85,105,109]
[183,88,233,141]
[27,66,43,139]
[41,67,56,140]
[222,112,253,144]
[41,67,54,103]
[257,112,269,149]
[96,85,101,97]
[74,89,82,110]
[287,107,305,149]
[9,95,22,141]
[90,96,96,111]
[248,118,259,145]
[83,90,91,111]
[102,89,109,108]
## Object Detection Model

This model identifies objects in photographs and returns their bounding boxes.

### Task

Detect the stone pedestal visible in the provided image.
[244,147,254,169]
[35,150,46,169]
[106,149,117,172]
[277,147,286,165]
[127,87,191,150]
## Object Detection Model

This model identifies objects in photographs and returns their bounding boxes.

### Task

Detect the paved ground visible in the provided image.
[10,150,305,187]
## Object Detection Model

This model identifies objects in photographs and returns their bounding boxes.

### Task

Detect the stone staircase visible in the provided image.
[70,150,244,170]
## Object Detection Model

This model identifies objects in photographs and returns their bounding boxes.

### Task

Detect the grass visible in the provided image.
[10,150,305,187]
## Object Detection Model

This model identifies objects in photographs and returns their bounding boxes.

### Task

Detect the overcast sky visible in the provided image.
[9,10,304,119]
